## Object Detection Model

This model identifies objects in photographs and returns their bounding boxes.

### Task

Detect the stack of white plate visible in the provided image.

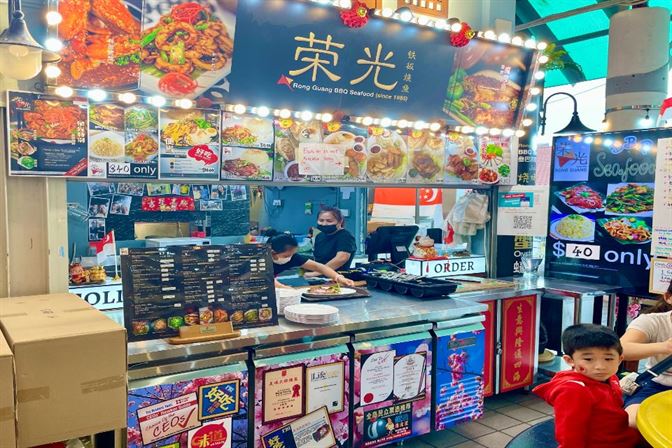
[275,288,303,315]
[283,303,340,325]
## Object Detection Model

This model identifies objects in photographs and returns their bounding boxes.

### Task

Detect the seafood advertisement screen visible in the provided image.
[546,128,672,289]
[121,244,277,342]
[7,91,88,176]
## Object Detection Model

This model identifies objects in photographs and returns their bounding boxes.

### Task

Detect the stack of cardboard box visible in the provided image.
[0,293,127,447]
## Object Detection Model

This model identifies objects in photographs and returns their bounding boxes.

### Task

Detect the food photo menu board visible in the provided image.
[546,129,672,289]
[352,333,432,447]
[121,244,277,341]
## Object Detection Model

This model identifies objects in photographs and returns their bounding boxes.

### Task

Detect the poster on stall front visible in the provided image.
[52,0,142,90]
[260,407,336,448]
[651,137,672,259]
[7,91,88,176]
[546,129,672,289]
[159,108,221,180]
[254,349,350,448]
[127,364,248,448]
[497,186,550,237]
[353,334,432,447]
[434,324,485,431]
[650,258,672,294]
[139,0,238,100]
[88,103,159,179]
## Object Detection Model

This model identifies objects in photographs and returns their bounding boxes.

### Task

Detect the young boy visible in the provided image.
[533,324,639,448]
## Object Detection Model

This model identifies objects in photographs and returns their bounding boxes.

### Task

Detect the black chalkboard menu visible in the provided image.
[121,244,277,341]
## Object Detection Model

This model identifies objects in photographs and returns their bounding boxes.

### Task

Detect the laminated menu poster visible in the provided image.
[406,130,445,184]
[274,119,323,183]
[260,407,336,448]
[434,324,485,431]
[88,103,160,179]
[367,127,408,184]
[122,244,277,341]
[477,135,516,185]
[127,364,248,448]
[159,108,221,180]
[254,349,350,448]
[353,334,432,447]
[546,129,672,289]
[444,133,480,184]
[221,113,274,181]
[7,91,88,176]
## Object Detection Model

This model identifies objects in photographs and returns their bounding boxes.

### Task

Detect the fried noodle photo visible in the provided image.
[602,218,651,243]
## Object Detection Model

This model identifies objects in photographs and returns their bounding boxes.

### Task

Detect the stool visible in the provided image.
[505,419,557,448]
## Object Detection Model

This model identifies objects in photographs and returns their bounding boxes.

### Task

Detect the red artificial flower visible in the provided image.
[340,1,369,28]
[450,22,476,47]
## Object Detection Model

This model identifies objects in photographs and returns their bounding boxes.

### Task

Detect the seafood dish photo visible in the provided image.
[57,0,142,88]
[478,138,510,184]
[221,115,274,148]
[90,104,124,131]
[445,134,479,182]
[605,183,654,217]
[161,110,219,147]
[125,133,159,162]
[125,105,158,130]
[19,99,87,141]
[367,130,407,182]
[551,214,595,242]
[323,129,367,180]
[598,217,652,245]
[140,1,236,98]
[222,148,272,180]
[407,131,445,182]
[556,184,605,213]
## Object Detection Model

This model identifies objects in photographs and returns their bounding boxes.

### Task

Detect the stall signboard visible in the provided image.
[254,348,350,448]
[121,244,277,342]
[69,281,123,311]
[405,256,487,278]
[546,129,672,289]
[7,91,88,176]
[127,363,248,448]
[88,103,160,179]
[434,323,485,431]
[352,333,432,447]
[499,295,536,393]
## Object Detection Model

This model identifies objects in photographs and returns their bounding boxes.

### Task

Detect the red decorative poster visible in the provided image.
[481,301,495,397]
[142,196,195,212]
[500,295,537,393]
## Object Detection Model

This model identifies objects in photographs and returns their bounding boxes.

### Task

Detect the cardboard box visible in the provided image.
[0,294,127,447]
[0,328,16,448]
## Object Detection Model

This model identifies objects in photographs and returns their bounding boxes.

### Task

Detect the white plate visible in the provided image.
[303,287,357,297]
[89,131,125,161]
[550,217,595,242]
[283,303,339,316]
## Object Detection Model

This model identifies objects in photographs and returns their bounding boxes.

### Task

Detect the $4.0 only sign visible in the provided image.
[552,241,652,269]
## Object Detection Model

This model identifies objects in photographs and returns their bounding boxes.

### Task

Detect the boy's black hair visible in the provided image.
[562,324,622,356]
[269,233,298,253]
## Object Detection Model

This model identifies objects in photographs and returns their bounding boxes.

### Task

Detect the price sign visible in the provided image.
[566,243,601,261]
[108,162,131,176]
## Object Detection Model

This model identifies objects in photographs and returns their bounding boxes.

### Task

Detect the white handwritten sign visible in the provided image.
[298,143,346,176]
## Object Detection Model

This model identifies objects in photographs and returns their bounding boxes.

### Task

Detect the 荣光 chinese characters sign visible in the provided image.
[227,0,535,127]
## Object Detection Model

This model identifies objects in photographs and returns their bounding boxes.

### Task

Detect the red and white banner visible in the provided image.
[371,188,443,227]
[89,230,116,263]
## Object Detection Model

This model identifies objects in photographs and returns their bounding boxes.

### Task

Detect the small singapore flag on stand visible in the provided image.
[89,230,118,277]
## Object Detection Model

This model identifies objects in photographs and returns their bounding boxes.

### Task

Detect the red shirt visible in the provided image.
[533,371,639,448]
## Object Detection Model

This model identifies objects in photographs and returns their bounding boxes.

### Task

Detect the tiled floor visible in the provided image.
[400,390,554,448]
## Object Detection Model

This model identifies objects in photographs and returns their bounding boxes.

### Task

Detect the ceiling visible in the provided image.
[516,0,672,87]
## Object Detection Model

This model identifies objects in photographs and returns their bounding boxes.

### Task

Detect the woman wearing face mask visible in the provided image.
[269,233,355,288]
[308,207,357,276]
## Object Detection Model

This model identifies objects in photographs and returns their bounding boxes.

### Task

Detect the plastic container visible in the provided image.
[275,288,302,315]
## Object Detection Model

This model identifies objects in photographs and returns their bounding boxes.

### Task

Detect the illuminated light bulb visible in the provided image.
[380,117,392,127]
[511,36,524,46]
[300,110,313,121]
[55,86,73,98]
[414,120,426,130]
[503,128,515,137]
[417,16,429,26]
[583,136,594,144]
[381,8,394,18]
[256,106,270,118]
[613,140,622,148]
[515,130,526,137]
[320,112,333,122]
[118,92,136,104]
[572,135,583,143]
[489,128,502,136]
[525,103,538,112]
[525,38,537,49]
[538,55,549,64]
[522,118,533,127]
[46,11,63,25]
[233,104,246,115]
[397,119,409,128]
[498,33,511,43]
[362,116,374,126]
[175,98,193,109]
[434,20,447,30]
[530,87,541,96]
[604,138,613,147]
[640,109,653,127]
[279,109,292,119]
[44,37,63,52]
[475,126,488,135]
[429,122,441,132]
[44,64,61,78]
[451,22,463,33]
[534,71,545,80]
[484,30,497,40]
[338,0,351,8]
[87,89,107,102]
[148,95,166,107]
[398,8,413,22]
[537,41,548,51]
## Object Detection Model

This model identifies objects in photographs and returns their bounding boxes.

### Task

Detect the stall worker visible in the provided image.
[621,279,672,427]
[306,207,357,277]
[269,232,355,289]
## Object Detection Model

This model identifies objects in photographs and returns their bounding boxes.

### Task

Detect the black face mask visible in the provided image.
[317,224,338,234]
